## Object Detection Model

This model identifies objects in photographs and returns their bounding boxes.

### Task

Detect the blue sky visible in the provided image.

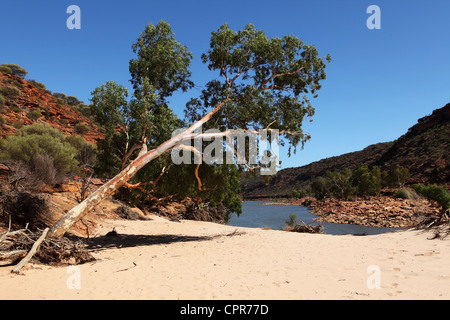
[1,0,449,169]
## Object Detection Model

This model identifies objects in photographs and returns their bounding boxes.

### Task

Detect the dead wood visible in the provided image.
[12,228,49,273]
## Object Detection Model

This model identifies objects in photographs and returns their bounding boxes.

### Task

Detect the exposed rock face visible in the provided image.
[0,73,104,144]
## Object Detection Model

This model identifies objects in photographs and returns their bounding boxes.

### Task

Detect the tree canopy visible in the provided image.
[186,23,331,155]
[49,21,331,238]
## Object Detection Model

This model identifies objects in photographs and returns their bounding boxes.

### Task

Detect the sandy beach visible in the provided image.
[1,214,449,300]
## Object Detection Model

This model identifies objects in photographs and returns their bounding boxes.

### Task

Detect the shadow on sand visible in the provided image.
[81,233,215,252]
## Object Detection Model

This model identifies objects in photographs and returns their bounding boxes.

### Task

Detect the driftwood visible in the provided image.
[12,228,49,273]
[0,225,95,270]
[289,219,324,234]
[0,250,27,262]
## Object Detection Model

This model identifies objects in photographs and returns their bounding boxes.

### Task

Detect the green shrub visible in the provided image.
[285,214,297,228]
[5,78,24,89]
[1,85,21,98]
[0,63,28,78]
[56,97,65,105]
[28,79,46,90]
[351,165,381,197]
[311,176,330,200]
[67,96,81,106]
[74,123,90,135]
[53,93,67,104]
[0,65,12,74]
[1,123,79,176]
[39,106,50,119]
[383,165,410,188]
[412,184,450,211]
[0,115,5,125]
[0,94,5,107]
[10,105,21,113]
[13,121,23,129]
[27,109,41,120]
[393,188,418,199]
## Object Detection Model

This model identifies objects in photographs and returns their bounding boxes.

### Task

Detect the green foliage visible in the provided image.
[383,164,410,188]
[0,63,28,78]
[90,81,130,135]
[0,115,5,125]
[326,168,355,199]
[412,184,450,210]
[0,94,5,107]
[352,165,381,197]
[74,123,90,135]
[285,214,297,228]
[1,124,79,176]
[67,96,81,106]
[393,188,418,200]
[27,109,41,120]
[93,21,331,215]
[13,121,23,129]
[129,19,194,99]
[186,23,330,155]
[5,78,24,89]
[10,105,21,113]
[311,176,330,200]
[28,79,46,90]
[65,135,97,169]
[291,189,310,199]
[1,85,21,98]
[0,65,12,74]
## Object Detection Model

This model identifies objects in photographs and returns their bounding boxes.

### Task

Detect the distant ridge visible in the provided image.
[241,103,450,199]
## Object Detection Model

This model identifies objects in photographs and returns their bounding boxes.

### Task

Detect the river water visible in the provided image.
[227,201,400,235]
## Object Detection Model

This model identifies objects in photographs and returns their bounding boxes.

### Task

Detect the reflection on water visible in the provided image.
[227,201,400,236]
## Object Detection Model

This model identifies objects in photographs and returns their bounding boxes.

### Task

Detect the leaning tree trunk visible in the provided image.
[48,103,225,238]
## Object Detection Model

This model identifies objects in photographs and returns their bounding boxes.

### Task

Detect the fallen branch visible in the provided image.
[0,215,11,244]
[0,250,27,264]
[11,227,49,274]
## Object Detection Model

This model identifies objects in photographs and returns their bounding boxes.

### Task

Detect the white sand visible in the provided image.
[1,215,449,300]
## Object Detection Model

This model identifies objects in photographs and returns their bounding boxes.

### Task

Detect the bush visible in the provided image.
[74,123,90,135]
[393,188,418,199]
[10,105,21,113]
[5,78,24,88]
[0,63,28,78]
[1,123,79,178]
[352,165,381,197]
[13,121,23,129]
[0,115,5,126]
[311,176,330,200]
[0,94,5,107]
[1,85,21,98]
[412,184,450,211]
[53,93,67,104]
[67,96,81,106]
[28,80,46,90]
[27,109,41,120]
[384,165,410,188]
[0,65,12,74]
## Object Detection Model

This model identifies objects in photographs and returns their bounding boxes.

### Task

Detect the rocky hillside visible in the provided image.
[242,103,450,199]
[0,72,103,144]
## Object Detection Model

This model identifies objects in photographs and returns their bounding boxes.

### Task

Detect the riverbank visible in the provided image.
[259,195,440,228]
[1,215,449,299]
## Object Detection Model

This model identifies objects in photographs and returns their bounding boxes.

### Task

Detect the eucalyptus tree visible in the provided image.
[49,22,330,238]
